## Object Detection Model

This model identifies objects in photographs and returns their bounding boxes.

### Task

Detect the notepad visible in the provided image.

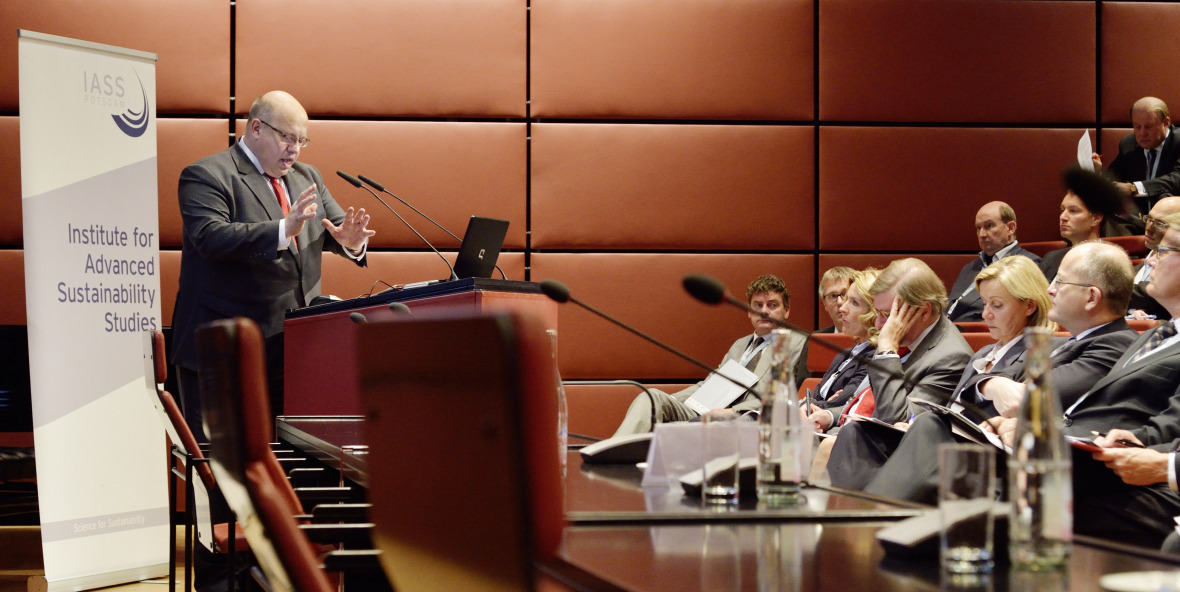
[683,359,759,415]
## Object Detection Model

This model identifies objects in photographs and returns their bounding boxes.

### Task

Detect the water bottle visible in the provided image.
[757,328,802,504]
[1008,327,1072,569]
[547,329,569,477]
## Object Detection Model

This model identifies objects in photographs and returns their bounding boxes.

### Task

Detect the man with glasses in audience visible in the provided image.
[816,266,854,333]
[171,90,375,442]
[946,201,1040,322]
[1129,197,1180,319]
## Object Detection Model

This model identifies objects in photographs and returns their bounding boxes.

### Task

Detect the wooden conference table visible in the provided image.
[276,416,1180,591]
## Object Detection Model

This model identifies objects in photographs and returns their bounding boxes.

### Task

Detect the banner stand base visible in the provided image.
[27,562,166,592]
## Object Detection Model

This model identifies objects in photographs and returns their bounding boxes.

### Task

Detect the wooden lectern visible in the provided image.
[282,278,557,415]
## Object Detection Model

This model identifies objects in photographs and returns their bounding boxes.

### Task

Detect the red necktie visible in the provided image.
[839,383,875,426]
[266,175,296,247]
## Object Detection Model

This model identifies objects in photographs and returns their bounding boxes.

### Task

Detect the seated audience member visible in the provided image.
[1094,96,1180,217]
[1128,196,1180,319]
[806,268,880,431]
[827,256,1051,490]
[1040,167,1122,281]
[816,266,855,334]
[611,275,807,436]
[947,201,1042,322]
[993,212,1180,548]
[862,242,1137,503]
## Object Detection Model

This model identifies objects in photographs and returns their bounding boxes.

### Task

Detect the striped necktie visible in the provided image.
[1130,323,1177,365]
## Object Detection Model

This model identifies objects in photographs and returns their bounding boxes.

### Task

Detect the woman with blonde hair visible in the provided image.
[807,268,880,433]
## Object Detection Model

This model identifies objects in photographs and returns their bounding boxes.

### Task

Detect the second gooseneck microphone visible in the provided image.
[336,170,457,281]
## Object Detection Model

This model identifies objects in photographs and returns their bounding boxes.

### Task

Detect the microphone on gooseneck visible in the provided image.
[336,171,457,281]
[539,279,758,396]
[358,174,507,281]
[349,312,368,324]
[388,302,413,317]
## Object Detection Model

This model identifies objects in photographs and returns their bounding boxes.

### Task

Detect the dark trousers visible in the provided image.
[176,331,286,444]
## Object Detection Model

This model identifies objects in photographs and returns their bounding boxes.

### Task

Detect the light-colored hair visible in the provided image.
[1067,241,1134,315]
[868,258,949,317]
[973,255,1055,331]
[1133,96,1170,122]
[818,266,855,297]
[847,268,881,345]
[746,275,789,306]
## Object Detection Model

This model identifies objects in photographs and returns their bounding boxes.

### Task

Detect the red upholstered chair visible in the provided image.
[1021,240,1068,258]
[143,330,247,592]
[195,318,384,592]
[954,321,990,333]
[962,333,995,352]
[1127,318,1160,332]
[356,311,565,591]
[1102,235,1149,258]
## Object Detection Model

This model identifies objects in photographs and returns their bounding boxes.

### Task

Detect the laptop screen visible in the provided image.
[452,216,509,279]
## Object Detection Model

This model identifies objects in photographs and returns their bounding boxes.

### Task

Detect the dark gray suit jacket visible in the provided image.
[947,244,1043,322]
[1107,125,1180,211]
[870,315,975,424]
[170,143,365,369]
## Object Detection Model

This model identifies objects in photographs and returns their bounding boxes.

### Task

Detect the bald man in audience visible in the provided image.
[946,201,1041,322]
[1095,97,1180,215]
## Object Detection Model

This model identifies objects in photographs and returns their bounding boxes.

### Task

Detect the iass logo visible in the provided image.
[82,68,150,138]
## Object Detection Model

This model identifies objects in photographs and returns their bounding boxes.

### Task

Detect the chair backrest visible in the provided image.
[806,333,855,374]
[197,318,332,592]
[962,333,995,352]
[1102,234,1148,258]
[1021,240,1068,257]
[1127,318,1160,332]
[953,321,989,333]
[358,310,563,592]
[144,330,217,489]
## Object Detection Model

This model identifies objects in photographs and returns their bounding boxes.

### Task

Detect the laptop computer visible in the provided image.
[452,216,509,279]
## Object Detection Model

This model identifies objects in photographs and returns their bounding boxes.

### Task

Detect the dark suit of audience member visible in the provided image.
[809,342,873,414]
[1106,124,1180,213]
[863,319,1136,503]
[1039,247,1069,283]
[828,338,1025,490]
[947,245,1041,322]
[1060,324,1180,547]
[871,315,975,424]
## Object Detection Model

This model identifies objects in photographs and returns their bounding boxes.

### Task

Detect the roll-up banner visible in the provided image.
[18,30,167,591]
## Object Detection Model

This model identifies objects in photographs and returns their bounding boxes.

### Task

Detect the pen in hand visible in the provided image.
[1091,430,1146,448]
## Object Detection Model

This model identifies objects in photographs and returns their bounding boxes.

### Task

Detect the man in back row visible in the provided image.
[1095,96,1180,215]
[946,201,1041,322]
[612,275,807,436]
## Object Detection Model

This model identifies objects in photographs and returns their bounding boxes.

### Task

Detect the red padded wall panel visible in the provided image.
[1101,3,1180,124]
[0,250,24,325]
[157,119,231,248]
[235,0,526,118]
[819,254,979,300]
[532,253,815,379]
[0,0,229,113]
[0,117,18,247]
[160,249,180,325]
[819,0,1094,123]
[321,252,526,302]
[531,0,813,120]
[819,127,1086,251]
[236,120,527,250]
[1099,127,1131,169]
[532,124,814,250]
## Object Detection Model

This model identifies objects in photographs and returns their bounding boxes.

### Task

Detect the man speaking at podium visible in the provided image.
[171,90,375,439]
[611,275,807,436]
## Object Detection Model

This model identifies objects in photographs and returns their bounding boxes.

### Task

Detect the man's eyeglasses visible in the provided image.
[1050,277,1094,290]
[822,291,847,304]
[259,119,310,149]
[1140,213,1171,231]
[1155,244,1180,260]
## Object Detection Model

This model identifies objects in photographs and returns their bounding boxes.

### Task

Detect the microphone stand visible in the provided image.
[357,174,507,281]
[539,279,763,430]
[336,171,457,281]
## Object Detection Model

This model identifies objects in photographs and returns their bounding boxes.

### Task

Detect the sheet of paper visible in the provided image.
[683,359,759,415]
[1078,130,1095,171]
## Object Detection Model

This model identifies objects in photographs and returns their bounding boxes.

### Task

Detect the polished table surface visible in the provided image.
[276,416,1180,591]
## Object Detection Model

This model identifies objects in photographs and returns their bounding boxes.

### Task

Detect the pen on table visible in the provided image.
[1091,430,1146,448]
